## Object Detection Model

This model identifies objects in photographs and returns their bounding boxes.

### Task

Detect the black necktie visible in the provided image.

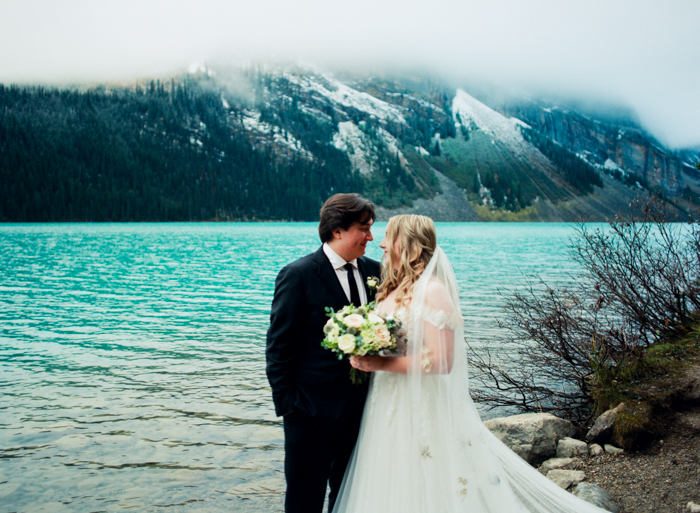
[344,263,362,307]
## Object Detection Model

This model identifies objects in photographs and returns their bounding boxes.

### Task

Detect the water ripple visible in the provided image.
[0,222,588,512]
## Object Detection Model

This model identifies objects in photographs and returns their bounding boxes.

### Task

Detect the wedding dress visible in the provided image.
[332,247,608,513]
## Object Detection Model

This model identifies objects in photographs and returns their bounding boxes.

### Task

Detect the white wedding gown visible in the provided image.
[332,247,608,513]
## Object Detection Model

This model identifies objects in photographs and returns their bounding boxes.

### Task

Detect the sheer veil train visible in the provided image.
[332,246,608,512]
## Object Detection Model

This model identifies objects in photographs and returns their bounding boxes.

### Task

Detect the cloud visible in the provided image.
[1,0,699,147]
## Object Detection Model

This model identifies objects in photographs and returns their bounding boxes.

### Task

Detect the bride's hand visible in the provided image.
[350,355,385,372]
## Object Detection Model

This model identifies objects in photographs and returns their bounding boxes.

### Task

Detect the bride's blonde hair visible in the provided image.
[376,215,437,308]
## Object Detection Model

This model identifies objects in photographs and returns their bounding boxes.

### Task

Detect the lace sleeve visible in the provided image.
[418,306,461,374]
[421,306,462,330]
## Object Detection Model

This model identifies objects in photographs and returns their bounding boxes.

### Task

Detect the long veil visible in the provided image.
[334,246,608,512]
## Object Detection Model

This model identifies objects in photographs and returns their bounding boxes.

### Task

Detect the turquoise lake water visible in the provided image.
[0,222,587,512]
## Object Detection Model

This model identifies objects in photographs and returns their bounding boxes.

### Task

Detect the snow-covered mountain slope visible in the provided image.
[283,69,407,126]
[183,63,698,219]
[453,89,529,157]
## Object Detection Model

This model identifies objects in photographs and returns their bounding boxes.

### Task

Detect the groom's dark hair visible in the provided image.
[319,193,376,243]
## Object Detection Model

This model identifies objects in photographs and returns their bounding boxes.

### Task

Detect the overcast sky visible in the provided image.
[1,0,698,148]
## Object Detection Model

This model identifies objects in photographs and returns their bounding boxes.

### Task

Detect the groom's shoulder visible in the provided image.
[280,247,323,274]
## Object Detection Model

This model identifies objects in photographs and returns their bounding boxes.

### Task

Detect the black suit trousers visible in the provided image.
[283,404,364,513]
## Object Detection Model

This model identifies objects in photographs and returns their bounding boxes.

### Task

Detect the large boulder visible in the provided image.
[574,482,620,512]
[586,403,626,443]
[484,413,576,465]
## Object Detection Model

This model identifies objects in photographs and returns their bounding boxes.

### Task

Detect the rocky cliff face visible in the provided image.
[498,100,685,195]
[615,131,683,194]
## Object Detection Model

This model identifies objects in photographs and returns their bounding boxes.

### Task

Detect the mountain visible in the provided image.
[1,63,698,222]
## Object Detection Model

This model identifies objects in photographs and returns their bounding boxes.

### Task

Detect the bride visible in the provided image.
[332,215,608,513]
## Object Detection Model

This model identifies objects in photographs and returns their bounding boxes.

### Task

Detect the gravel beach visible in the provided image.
[572,410,700,513]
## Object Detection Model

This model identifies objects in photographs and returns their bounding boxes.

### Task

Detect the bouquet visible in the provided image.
[322,301,400,384]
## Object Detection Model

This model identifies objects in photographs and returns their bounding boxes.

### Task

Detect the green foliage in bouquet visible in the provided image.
[321,302,400,384]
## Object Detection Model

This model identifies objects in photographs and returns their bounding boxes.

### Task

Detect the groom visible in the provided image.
[266,193,381,513]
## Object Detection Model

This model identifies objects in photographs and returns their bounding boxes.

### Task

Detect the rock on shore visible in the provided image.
[484,412,576,465]
[574,483,620,513]
[485,412,624,511]
[485,409,700,513]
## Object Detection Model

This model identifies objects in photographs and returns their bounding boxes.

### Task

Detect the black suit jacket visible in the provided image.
[266,246,381,420]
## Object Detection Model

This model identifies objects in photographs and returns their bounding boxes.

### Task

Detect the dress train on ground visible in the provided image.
[332,247,608,513]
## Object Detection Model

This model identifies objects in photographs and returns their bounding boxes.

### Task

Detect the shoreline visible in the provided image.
[570,409,700,513]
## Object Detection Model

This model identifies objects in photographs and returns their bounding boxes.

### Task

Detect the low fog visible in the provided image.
[1,0,698,148]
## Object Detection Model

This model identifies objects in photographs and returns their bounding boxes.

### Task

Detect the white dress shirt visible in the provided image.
[323,243,368,305]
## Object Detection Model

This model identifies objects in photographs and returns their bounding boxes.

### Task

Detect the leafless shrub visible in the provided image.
[469,197,700,423]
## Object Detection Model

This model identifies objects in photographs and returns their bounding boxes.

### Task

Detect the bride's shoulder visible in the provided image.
[419,279,462,329]
[425,278,448,294]
[424,278,450,299]
[423,279,456,312]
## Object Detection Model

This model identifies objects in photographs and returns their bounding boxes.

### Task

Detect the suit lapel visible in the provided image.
[312,247,349,309]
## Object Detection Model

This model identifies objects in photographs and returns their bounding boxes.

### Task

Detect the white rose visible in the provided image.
[367,278,378,288]
[324,318,340,336]
[374,325,391,345]
[343,314,365,329]
[367,313,385,325]
[337,334,357,354]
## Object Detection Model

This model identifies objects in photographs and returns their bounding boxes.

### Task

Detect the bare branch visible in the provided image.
[468,196,700,424]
